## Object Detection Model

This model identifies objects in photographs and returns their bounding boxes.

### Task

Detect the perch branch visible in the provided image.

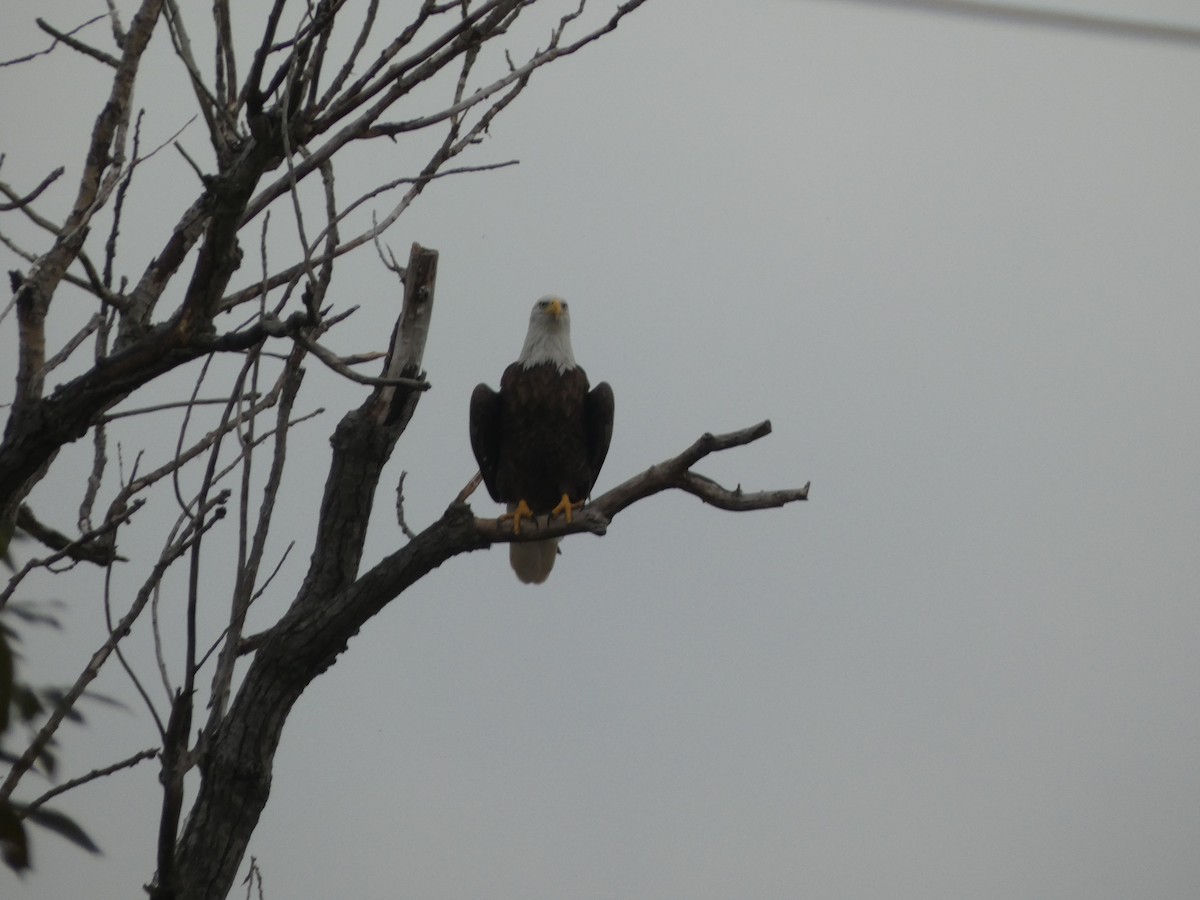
[470,420,809,543]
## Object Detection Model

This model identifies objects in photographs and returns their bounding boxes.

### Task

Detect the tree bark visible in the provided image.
[170,244,440,900]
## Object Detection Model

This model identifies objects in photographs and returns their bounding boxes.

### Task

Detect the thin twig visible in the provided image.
[199,540,293,669]
[170,354,218,520]
[0,166,65,211]
[205,350,304,728]
[395,471,417,540]
[161,0,223,144]
[0,14,108,67]
[313,0,382,109]
[103,108,143,288]
[279,43,319,296]
[108,375,284,512]
[24,748,159,815]
[79,310,115,532]
[0,507,223,802]
[0,503,140,610]
[293,331,430,388]
[221,160,517,312]
[42,313,103,376]
[35,17,121,68]
[102,395,263,422]
[105,549,168,737]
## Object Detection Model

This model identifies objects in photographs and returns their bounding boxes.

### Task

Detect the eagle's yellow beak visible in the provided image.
[546,298,563,318]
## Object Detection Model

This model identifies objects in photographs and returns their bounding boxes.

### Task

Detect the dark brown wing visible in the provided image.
[584,381,614,494]
[469,382,504,502]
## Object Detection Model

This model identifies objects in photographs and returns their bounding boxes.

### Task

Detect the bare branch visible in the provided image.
[35,17,121,68]
[204,540,294,666]
[78,311,114,532]
[395,471,418,540]
[312,0,468,124]
[10,502,129,569]
[24,748,160,815]
[6,0,163,439]
[161,0,223,149]
[312,0,383,110]
[239,0,289,112]
[0,177,66,235]
[42,312,104,376]
[104,0,125,49]
[455,471,483,505]
[0,185,128,311]
[0,503,220,803]
[363,0,650,140]
[470,420,810,543]
[293,330,431,389]
[0,14,109,67]
[309,159,339,319]
[212,0,237,109]
[242,856,267,900]
[204,348,305,729]
[278,49,318,294]
[220,160,518,312]
[0,166,65,212]
[101,396,261,422]
[240,1,527,223]
[106,534,168,736]
[0,504,139,612]
[103,109,144,289]
[106,366,289,513]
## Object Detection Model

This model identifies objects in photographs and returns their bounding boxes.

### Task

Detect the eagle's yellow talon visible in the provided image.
[550,493,584,524]
[500,499,535,535]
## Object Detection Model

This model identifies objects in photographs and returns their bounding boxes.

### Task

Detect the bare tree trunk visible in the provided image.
[168,245,438,899]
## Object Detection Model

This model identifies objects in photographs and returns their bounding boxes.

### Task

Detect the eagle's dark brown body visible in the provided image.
[469,295,613,583]
[470,362,614,515]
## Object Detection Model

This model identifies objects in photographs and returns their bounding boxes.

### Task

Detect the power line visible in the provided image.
[814,0,1200,45]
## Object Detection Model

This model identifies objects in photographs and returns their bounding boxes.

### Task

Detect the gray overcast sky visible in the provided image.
[3,0,1200,897]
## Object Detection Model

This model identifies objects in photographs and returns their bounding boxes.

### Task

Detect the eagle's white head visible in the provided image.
[517,295,577,372]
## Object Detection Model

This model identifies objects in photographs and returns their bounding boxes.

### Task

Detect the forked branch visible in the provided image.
[468,420,809,543]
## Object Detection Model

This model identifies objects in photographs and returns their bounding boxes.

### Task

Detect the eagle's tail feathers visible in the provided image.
[509,538,561,584]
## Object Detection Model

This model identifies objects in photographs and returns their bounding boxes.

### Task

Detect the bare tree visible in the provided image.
[0,2,807,897]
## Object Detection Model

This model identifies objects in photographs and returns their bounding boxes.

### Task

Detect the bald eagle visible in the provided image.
[470,297,615,584]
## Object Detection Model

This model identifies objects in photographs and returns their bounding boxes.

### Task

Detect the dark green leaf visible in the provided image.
[0,519,15,573]
[4,601,64,630]
[12,685,43,721]
[0,629,13,735]
[32,743,57,778]
[79,689,127,710]
[0,801,30,872]
[43,690,85,723]
[19,805,100,855]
